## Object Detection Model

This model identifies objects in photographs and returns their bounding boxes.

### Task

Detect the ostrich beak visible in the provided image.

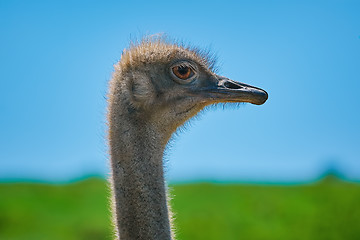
[204,76,268,105]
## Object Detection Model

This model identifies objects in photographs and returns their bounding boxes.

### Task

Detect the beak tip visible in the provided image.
[259,90,268,105]
[250,89,268,105]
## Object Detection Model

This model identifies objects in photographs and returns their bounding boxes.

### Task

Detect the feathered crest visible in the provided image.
[119,34,219,73]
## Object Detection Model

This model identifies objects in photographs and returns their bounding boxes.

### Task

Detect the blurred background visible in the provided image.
[1,0,359,239]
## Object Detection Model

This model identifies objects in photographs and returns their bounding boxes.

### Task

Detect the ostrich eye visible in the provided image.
[172,65,194,80]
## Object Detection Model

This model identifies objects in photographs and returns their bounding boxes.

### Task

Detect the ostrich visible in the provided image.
[107,37,268,240]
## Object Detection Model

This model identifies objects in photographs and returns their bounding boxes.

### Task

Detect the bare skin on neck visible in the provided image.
[107,38,268,240]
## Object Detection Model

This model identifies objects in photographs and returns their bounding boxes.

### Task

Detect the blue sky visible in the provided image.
[1,0,359,183]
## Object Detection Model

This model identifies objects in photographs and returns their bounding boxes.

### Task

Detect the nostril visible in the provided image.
[224,81,243,89]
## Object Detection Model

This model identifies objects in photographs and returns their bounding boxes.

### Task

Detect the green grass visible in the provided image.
[0,177,359,240]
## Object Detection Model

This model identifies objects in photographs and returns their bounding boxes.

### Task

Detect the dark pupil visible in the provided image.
[177,66,189,75]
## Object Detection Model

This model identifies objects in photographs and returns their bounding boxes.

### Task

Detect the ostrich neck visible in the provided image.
[109,112,172,240]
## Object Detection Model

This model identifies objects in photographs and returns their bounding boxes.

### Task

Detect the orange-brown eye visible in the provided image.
[172,66,194,80]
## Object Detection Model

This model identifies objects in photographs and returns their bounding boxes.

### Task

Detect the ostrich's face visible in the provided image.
[166,58,268,105]
[119,43,268,131]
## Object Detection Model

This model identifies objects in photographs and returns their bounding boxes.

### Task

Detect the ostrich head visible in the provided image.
[109,38,268,140]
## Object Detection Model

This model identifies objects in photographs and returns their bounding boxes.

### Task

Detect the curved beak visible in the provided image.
[202,76,268,105]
